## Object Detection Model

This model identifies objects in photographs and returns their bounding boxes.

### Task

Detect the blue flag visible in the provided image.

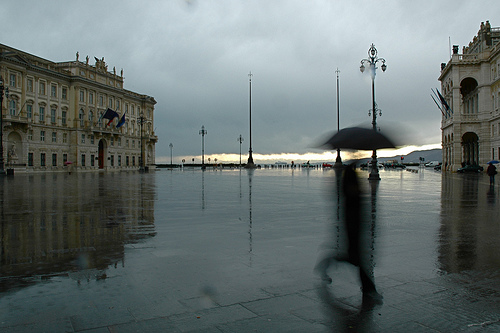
[117,113,126,128]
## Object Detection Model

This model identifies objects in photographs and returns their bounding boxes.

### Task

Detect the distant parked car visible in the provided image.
[425,161,440,167]
[457,165,484,173]
[434,165,441,171]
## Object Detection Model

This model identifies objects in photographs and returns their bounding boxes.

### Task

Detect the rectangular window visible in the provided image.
[63,153,68,164]
[39,81,46,95]
[111,155,114,167]
[9,100,16,116]
[90,135,94,145]
[28,152,34,167]
[116,100,120,110]
[40,130,45,142]
[63,133,68,143]
[51,108,56,123]
[52,132,57,143]
[81,134,85,144]
[91,154,95,167]
[39,106,45,122]
[109,97,113,108]
[132,156,135,166]
[51,84,57,97]
[126,155,129,166]
[62,87,67,100]
[81,154,86,167]
[80,90,85,102]
[89,92,94,104]
[10,73,16,87]
[40,153,46,167]
[99,95,104,106]
[118,155,121,166]
[28,130,33,140]
[111,137,114,146]
[27,104,33,118]
[62,111,67,125]
[27,79,33,92]
[52,153,57,167]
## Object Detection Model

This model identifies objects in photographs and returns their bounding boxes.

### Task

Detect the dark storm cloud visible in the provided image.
[3,0,499,162]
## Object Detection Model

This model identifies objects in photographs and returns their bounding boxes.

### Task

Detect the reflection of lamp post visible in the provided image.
[169,143,173,166]
[245,72,256,169]
[199,125,207,169]
[138,113,146,172]
[237,134,244,167]
[360,44,387,181]
[0,76,9,176]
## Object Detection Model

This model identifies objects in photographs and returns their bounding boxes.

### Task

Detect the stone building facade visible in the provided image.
[439,21,500,171]
[0,44,157,172]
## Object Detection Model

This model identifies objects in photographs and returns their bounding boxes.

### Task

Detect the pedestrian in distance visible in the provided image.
[487,162,497,185]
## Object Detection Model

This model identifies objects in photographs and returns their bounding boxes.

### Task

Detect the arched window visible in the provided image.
[88,110,94,123]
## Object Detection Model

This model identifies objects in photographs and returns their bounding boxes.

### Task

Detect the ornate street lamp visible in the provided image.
[360,44,387,180]
[169,143,173,166]
[0,76,9,176]
[237,134,244,167]
[199,125,207,170]
[138,113,146,172]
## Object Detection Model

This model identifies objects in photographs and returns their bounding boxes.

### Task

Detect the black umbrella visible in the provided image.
[320,127,396,151]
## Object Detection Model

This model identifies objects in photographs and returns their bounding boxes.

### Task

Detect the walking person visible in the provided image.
[487,162,497,185]
[315,164,382,302]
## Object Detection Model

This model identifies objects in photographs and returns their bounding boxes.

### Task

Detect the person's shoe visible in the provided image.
[362,290,383,304]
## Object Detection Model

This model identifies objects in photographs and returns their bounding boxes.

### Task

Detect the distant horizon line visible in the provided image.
[155,143,442,164]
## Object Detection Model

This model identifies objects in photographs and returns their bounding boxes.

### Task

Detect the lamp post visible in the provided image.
[245,72,256,169]
[334,68,342,168]
[360,44,387,180]
[169,143,173,166]
[199,125,207,170]
[237,134,244,167]
[0,76,9,176]
[138,113,146,172]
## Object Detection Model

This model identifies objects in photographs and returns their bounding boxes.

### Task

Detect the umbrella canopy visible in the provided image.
[320,127,396,151]
[487,160,499,164]
[64,161,73,165]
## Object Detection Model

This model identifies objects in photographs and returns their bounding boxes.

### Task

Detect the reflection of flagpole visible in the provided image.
[248,169,254,266]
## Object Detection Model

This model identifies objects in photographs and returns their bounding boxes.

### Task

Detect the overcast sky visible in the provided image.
[3,0,499,163]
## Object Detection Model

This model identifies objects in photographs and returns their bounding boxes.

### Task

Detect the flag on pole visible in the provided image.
[98,108,119,126]
[116,112,126,128]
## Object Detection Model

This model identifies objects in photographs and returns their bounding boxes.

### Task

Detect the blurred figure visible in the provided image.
[315,163,382,302]
[487,162,497,185]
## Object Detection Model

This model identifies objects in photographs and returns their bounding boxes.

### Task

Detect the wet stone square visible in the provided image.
[1,168,500,332]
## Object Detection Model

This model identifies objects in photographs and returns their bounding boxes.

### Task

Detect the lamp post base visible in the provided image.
[245,153,257,169]
[334,149,342,168]
[368,150,380,181]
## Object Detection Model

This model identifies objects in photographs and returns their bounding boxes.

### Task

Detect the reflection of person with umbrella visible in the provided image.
[487,160,498,185]
[315,127,396,302]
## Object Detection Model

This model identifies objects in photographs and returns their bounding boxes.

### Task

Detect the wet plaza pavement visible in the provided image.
[0,167,499,332]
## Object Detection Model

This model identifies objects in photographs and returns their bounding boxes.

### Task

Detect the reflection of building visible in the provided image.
[0,173,156,290]
[438,174,500,273]
[0,44,157,172]
[439,21,500,171]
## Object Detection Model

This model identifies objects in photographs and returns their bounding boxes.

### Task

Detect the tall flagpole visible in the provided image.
[334,68,342,168]
[245,71,256,169]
